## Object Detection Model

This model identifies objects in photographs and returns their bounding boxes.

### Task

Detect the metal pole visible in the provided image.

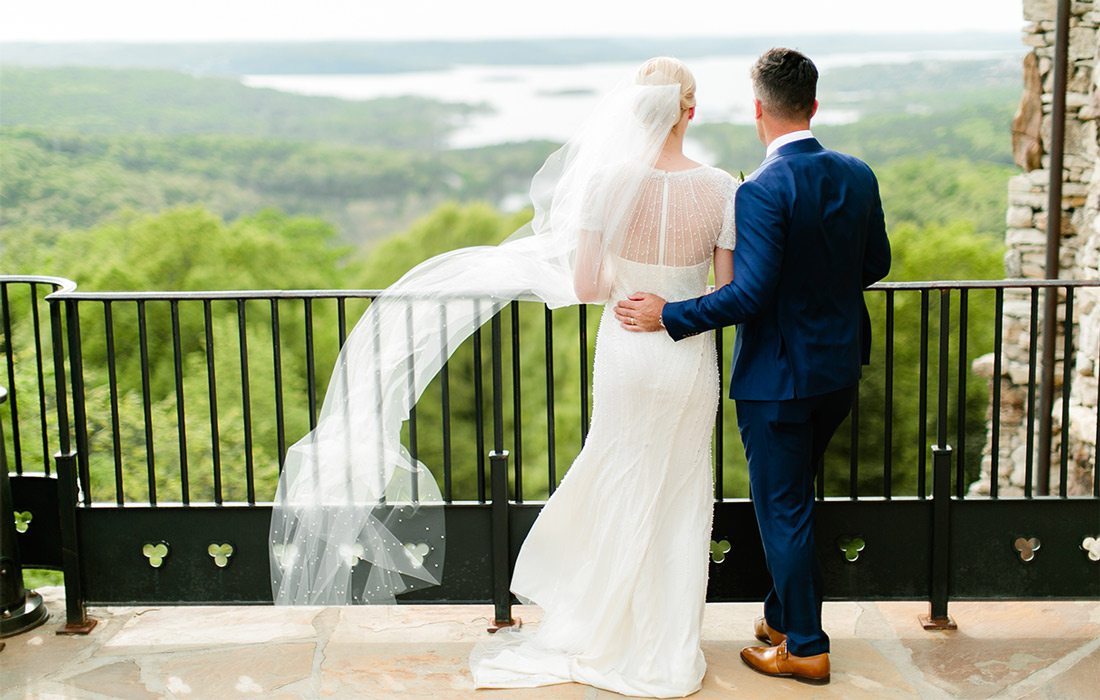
[1037,0,1072,494]
[487,310,515,632]
[922,291,957,630]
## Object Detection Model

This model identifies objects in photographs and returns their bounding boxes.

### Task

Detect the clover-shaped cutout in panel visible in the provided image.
[837,535,866,562]
[142,542,169,568]
[1081,536,1100,562]
[14,510,32,534]
[338,543,365,567]
[1014,537,1040,562]
[404,542,430,568]
[272,543,298,570]
[710,539,731,564]
[208,543,234,568]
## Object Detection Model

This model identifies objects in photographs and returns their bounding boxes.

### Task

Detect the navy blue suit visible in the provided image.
[662,137,890,656]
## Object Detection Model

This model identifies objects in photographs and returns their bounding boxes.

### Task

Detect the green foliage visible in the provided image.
[818,59,1019,115]
[0,126,552,243]
[692,101,1015,173]
[0,66,483,149]
[827,222,1005,495]
[874,158,1012,236]
[23,568,64,589]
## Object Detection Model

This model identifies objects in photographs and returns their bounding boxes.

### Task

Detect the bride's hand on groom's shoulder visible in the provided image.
[614,293,666,333]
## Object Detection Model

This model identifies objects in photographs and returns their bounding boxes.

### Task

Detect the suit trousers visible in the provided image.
[735,384,855,657]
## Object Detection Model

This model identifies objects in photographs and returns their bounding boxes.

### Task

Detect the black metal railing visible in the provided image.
[2,275,1098,627]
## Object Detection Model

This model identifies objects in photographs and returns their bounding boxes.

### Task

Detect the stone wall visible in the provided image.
[971,0,1099,496]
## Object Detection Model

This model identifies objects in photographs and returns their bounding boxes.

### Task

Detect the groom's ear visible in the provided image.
[753,99,763,120]
[810,99,819,120]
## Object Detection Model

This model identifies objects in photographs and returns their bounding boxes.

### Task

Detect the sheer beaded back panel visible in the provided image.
[611,166,736,303]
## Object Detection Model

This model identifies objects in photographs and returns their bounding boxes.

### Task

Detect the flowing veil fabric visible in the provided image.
[269,78,685,604]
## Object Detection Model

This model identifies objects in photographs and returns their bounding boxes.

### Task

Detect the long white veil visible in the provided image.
[269,73,684,605]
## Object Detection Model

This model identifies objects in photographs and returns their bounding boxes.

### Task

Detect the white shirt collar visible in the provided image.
[765,129,815,158]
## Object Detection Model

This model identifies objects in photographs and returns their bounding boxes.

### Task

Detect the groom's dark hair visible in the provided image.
[751,48,818,121]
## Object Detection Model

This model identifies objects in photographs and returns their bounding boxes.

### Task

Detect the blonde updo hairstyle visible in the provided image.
[636,56,696,113]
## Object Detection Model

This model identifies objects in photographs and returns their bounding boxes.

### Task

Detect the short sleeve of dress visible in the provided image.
[716,175,738,250]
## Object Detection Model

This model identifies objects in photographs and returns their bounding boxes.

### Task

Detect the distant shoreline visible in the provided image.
[0,33,1021,76]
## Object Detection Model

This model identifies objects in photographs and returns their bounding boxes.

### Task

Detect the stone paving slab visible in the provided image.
[2,588,1098,699]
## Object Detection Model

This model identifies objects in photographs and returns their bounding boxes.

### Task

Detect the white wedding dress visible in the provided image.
[469,164,738,698]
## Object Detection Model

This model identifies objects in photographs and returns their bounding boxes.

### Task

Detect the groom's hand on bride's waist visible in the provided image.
[614,293,667,333]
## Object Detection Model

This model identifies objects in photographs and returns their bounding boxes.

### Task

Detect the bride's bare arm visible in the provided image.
[574,228,612,303]
[714,248,734,289]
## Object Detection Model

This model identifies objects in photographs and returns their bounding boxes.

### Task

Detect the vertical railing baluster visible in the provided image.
[137,302,156,505]
[271,298,286,471]
[714,327,724,501]
[510,301,523,503]
[48,297,71,459]
[816,454,826,501]
[918,289,930,498]
[237,300,255,504]
[849,387,859,499]
[578,306,589,446]
[439,304,453,502]
[305,298,318,430]
[1,284,23,474]
[170,300,189,505]
[956,289,968,498]
[31,283,52,474]
[337,297,348,347]
[66,300,91,504]
[405,303,419,502]
[1059,286,1074,498]
[1025,288,1039,498]
[991,290,1003,499]
[203,300,222,505]
[884,289,895,498]
[544,307,557,495]
[473,300,486,503]
[103,301,124,505]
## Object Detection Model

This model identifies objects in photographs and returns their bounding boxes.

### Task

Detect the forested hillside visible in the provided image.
[2,48,1018,519]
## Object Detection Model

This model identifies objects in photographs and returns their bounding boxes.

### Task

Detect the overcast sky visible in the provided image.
[3,0,1023,42]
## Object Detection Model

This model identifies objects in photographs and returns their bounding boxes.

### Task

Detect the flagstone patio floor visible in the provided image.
[2,587,1098,699]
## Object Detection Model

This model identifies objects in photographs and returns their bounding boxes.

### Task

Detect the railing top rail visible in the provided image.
[0,275,78,293]
[873,279,1100,290]
[43,288,384,302]
[28,278,1100,302]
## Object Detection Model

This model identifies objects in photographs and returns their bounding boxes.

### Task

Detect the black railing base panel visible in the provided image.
[949,499,1100,598]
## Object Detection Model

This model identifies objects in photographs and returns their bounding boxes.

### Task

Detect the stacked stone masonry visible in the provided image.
[972,0,1099,496]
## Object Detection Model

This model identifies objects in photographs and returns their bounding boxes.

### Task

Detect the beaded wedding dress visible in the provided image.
[469,164,738,698]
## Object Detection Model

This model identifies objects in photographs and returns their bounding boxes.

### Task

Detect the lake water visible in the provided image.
[243,49,1017,153]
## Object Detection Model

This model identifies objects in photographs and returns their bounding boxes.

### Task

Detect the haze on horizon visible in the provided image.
[3,0,1022,43]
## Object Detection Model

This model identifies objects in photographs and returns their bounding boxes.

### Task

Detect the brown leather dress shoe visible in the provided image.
[740,640,830,683]
[753,616,787,645]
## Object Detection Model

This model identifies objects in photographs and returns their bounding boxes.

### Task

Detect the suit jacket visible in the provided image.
[662,138,890,401]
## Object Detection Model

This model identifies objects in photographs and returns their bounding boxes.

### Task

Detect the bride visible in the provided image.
[269,57,737,698]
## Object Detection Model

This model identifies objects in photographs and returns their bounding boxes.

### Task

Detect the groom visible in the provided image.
[614,48,890,682]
